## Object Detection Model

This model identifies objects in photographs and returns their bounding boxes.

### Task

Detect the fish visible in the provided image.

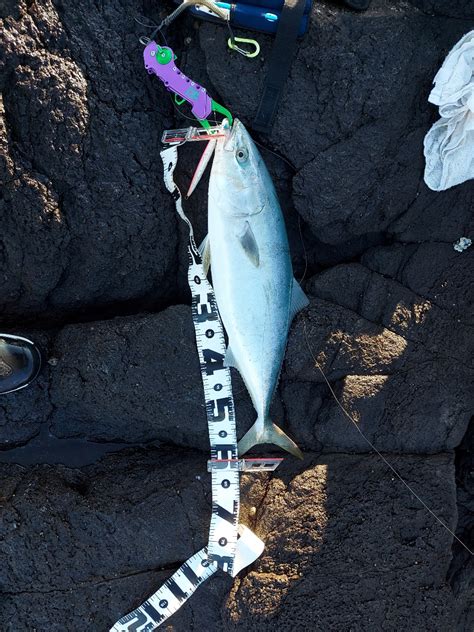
[202,119,308,458]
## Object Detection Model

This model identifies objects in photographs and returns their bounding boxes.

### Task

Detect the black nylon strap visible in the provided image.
[252,0,307,135]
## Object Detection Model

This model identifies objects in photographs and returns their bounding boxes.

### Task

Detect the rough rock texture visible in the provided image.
[284,252,474,453]
[409,1,474,18]
[0,450,213,631]
[0,449,457,631]
[1,0,178,322]
[0,0,473,631]
[48,308,257,448]
[448,417,474,631]
[201,1,474,246]
[230,453,456,631]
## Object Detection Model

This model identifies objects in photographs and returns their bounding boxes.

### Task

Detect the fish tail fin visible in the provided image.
[238,418,304,460]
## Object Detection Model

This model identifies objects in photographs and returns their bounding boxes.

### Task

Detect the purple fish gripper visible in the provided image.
[144,41,213,121]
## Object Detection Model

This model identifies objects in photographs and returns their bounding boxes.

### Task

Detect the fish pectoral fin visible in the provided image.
[290,277,310,321]
[238,221,260,267]
[198,235,211,276]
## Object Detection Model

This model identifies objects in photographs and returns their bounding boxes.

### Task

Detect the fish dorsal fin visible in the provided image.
[290,277,309,321]
[199,235,211,276]
[238,221,260,267]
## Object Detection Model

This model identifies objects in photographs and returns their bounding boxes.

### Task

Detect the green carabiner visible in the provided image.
[227,36,260,59]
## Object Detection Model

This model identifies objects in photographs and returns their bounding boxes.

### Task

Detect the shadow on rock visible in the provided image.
[227,452,457,630]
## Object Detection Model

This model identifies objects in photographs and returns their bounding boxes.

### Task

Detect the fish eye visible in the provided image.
[236,147,248,163]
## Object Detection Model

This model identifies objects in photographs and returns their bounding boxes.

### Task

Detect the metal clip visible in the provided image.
[241,457,283,472]
[227,36,260,58]
[161,125,227,145]
[159,0,229,30]
[207,458,283,472]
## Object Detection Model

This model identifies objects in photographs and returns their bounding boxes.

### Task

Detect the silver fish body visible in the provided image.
[206,120,308,458]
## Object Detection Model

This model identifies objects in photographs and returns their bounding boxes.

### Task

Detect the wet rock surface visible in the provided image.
[1,1,473,631]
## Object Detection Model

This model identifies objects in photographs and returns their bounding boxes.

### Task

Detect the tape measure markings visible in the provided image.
[186,245,240,571]
[110,137,266,632]
[110,548,216,632]
[162,147,241,572]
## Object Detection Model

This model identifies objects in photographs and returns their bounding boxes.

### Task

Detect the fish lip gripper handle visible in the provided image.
[144,41,213,121]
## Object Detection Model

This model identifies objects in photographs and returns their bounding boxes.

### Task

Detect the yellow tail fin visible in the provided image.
[238,419,303,459]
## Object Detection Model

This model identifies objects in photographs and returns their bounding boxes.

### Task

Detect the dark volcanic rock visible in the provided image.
[362,242,474,325]
[284,258,473,453]
[49,308,257,449]
[0,374,50,448]
[201,2,473,244]
[49,308,208,447]
[0,0,472,630]
[229,453,457,631]
[0,449,216,631]
[388,180,474,245]
[448,418,474,632]
[0,449,458,631]
[408,1,474,18]
[0,1,178,321]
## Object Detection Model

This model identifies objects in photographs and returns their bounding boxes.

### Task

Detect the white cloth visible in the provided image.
[424,30,474,191]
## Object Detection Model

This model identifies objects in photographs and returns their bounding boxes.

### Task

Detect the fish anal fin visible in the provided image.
[199,235,211,276]
[224,345,238,369]
[238,221,260,267]
[290,277,309,321]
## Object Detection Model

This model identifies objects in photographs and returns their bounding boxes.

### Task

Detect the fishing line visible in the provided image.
[226,20,237,48]
[134,16,159,30]
[169,93,203,122]
[302,317,473,557]
[135,15,169,47]
[253,138,296,170]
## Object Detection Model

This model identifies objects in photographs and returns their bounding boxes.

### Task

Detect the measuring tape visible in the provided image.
[164,143,241,572]
[110,137,281,631]
[111,548,216,631]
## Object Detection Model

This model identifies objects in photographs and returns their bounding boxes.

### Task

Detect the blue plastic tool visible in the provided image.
[217,0,312,10]
[183,0,312,36]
